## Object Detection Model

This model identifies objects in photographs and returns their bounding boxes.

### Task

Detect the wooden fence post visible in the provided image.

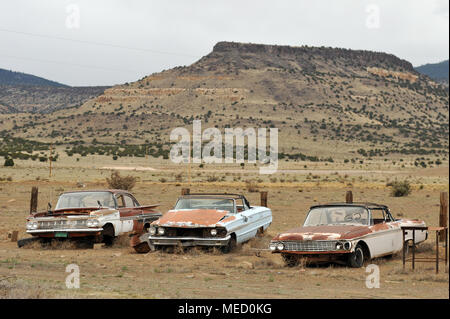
[30,186,38,214]
[440,192,448,242]
[11,231,18,242]
[346,191,353,204]
[260,191,268,207]
[181,188,190,195]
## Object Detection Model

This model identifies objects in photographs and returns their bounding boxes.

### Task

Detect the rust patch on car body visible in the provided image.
[273,225,373,241]
[33,207,100,217]
[153,209,229,228]
[219,216,236,224]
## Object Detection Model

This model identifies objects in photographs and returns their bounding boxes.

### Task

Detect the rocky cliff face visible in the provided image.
[211,41,416,72]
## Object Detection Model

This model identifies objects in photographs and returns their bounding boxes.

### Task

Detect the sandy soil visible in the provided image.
[0,167,448,299]
[101,166,156,171]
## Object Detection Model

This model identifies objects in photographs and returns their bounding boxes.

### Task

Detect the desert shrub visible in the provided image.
[175,173,183,182]
[389,180,411,197]
[206,175,219,182]
[245,180,259,193]
[106,171,136,191]
[4,158,14,167]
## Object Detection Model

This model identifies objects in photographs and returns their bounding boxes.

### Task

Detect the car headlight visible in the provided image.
[269,243,277,251]
[335,242,343,250]
[86,219,99,227]
[27,221,38,230]
[157,227,165,235]
[276,243,284,251]
[149,227,156,235]
[210,229,217,236]
[343,241,351,250]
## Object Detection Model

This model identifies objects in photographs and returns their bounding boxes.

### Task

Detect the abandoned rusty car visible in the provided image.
[269,202,428,267]
[131,193,273,253]
[20,190,162,248]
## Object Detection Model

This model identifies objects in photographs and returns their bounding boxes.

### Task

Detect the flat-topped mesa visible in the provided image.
[212,41,416,72]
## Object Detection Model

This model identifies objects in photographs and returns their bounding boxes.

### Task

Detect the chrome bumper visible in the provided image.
[148,235,231,247]
[27,228,103,234]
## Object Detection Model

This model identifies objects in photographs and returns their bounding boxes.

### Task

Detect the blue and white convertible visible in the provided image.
[132,193,272,253]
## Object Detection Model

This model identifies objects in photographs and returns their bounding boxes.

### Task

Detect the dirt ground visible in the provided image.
[0,159,448,299]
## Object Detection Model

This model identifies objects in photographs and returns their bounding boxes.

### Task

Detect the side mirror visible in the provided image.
[47,202,52,215]
[243,216,248,223]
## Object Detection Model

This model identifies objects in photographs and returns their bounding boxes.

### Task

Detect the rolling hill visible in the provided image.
[415,60,449,85]
[0,68,109,114]
[0,68,67,87]
[0,85,110,114]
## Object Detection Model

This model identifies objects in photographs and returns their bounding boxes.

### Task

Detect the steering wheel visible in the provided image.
[344,212,362,222]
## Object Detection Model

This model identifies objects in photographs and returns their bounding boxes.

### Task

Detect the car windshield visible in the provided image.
[55,192,116,210]
[304,206,370,226]
[174,198,235,213]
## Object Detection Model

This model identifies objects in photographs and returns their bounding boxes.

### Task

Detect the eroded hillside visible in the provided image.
[1,42,448,161]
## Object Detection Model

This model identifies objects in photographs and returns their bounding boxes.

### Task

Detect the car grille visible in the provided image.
[160,227,227,238]
[282,240,338,252]
[38,219,87,229]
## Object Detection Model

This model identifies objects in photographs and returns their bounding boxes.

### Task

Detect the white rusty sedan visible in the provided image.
[131,193,272,253]
[21,190,161,249]
[270,202,427,267]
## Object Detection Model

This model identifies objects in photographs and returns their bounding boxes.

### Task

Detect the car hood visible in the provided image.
[273,225,372,241]
[32,207,103,217]
[153,209,231,228]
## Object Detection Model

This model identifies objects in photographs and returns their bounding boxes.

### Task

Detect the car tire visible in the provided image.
[102,224,115,247]
[348,244,365,268]
[222,236,237,253]
[282,253,300,267]
[256,227,265,237]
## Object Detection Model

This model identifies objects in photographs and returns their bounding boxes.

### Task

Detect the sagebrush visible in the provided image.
[106,171,136,191]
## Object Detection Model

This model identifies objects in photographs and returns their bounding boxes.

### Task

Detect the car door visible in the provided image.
[116,193,141,234]
[234,198,261,243]
[367,208,402,257]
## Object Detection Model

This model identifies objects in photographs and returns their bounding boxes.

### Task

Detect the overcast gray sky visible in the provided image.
[0,0,448,86]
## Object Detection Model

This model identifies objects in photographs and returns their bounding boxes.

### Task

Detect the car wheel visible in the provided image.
[102,224,115,247]
[256,227,265,237]
[282,253,300,267]
[348,244,365,268]
[222,236,237,253]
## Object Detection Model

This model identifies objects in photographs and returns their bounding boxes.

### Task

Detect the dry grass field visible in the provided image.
[0,155,448,299]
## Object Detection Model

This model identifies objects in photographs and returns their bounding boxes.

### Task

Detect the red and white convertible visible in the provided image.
[270,202,427,267]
